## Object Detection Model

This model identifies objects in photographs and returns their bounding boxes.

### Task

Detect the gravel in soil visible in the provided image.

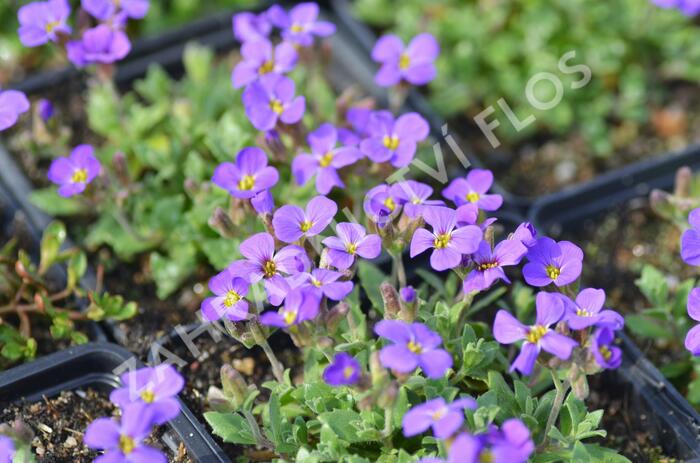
[0,388,191,462]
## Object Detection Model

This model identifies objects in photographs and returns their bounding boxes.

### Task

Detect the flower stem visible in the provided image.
[250,322,285,383]
[243,409,274,451]
[391,251,407,289]
[382,405,394,448]
[541,369,570,448]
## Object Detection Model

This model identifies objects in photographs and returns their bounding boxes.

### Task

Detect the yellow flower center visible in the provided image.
[466,192,480,203]
[140,389,155,403]
[346,242,357,255]
[258,60,275,75]
[263,260,277,278]
[526,325,548,344]
[319,152,334,168]
[283,310,298,326]
[599,345,612,361]
[238,175,255,191]
[291,23,304,33]
[343,366,355,379]
[545,264,561,281]
[119,435,136,455]
[224,290,241,307]
[399,53,411,70]
[480,451,494,463]
[45,20,60,34]
[407,340,423,354]
[576,308,592,317]
[431,407,447,421]
[382,135,400,151]
[71,168,88,184]
[300,220,313,233]
[269,99,285,114]
[383,197,397,212]
[433,233,451,249]
[311,278,322,288]
[411,197,422,205]
[478,261,499,271]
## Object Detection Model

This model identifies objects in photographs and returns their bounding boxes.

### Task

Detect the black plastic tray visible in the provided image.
[0,342,230,462]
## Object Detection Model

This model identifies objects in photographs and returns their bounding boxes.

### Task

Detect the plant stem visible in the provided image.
[391,251,407,288]
[382,405,394,448]
[541,369,570,448]
[242,409,274,451]
[250,322,285,383]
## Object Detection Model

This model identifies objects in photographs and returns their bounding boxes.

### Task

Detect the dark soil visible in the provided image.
[0,388,191,462]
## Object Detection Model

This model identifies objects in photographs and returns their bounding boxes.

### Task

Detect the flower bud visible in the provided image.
[324,302,349,332]
[377,382,398,409]
[674,166,692,198]
[380,282,400,319]
[220,364,248,408]
[370,351,388,386]
[209,207,236,238]
[264,130,287,161]
[112,151,129,185]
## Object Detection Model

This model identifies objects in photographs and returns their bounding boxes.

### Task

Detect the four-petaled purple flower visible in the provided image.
[243,74,305,131]
[299,268,354,301]
[323,352,361,386]
[200,268,249,322]
[322,222,382,270]
[364,184,404,225]
[562,288,623,330]
[391,180,443,218]
[110,365,184,425]
[18,0,71,47]
[511,222,538,247]
[84,402,167,463]
[372,33,439,87]
[260,287,320,328]
[685,287,700,355]
[232,39,297,89]
[493,292,579,375]
[66,24,131,67]
[0,88,30,131]
[273,195,337,243]
[232,11,272,43]
[410,206,482,271]
[681,208,700,266]
[590,327,622,369]
[522,237,583,287]
[448,419,534,463]
[442,169,503,211]
[292,123,362,194]
[0,436,14,463]
[267,2,336,47]
[82,0,149,21]
[374,320,453,379]
[47,144,101,197]
[212,147,279,199]
[462,239,527,294]
[360,111,429,167]
[402,397,477,439]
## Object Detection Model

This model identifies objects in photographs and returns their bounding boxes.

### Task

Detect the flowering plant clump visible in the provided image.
[0,221,136,369]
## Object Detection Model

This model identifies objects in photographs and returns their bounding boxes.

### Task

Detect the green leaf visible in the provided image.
[204,412,257,445]
[357,261,387,313]
[150,244,197,299]
[86,292,138,321]
[30,188,88,216]
[67,252,87,290]
[39,221,66,274]
[624,314,674,340]
[184,43,214,85]
[318,409,368,444]
[634,265,669,308]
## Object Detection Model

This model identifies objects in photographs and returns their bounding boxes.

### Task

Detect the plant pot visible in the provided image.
[0,341,231,462]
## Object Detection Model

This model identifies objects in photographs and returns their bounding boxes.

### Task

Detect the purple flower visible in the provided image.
[391,180,443,218]
[360,111,429,167]
[442,169,503,211]
[493,292,579,375]
[364,184,404,224]
[402,397,477,439]
[522,237,583,287]
[232,11,272,42]
[0,436,14,463]
[273,195,337,243]
[323,352,361,386]
[267,2,336,47]
[82,0,149,21]
[110,365,184,425]
[47,144,101,197]
[463,239,527,294]
[322,222,382,270]
[251,190,275,214]
[590,327,622,369]
[511,222,538,247]
[243,74,305,131]
[685,287,700,354]
[17,0,71,47]
[372,33,439,87]
[681,208,700,266]
[200,268,249,322]
[651,0,700,16]
[37,98,54,122]
[84,403,166,463]
[232,39,297,89]
[400,286,416,303]
[292,123,362,194]
[66,25,131,67]
[449,419,534,463]
[374,320,453,379]
[562,288,624,330]
[212,147,279,199]
[410,206,482,271]
[299,268,354,301]
[260,287,320,328]
[0,89,30,131]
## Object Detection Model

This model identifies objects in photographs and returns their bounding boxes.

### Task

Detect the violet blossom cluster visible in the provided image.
[681,208,700,354]
[17,0,148,68]
[85,364,184,463]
